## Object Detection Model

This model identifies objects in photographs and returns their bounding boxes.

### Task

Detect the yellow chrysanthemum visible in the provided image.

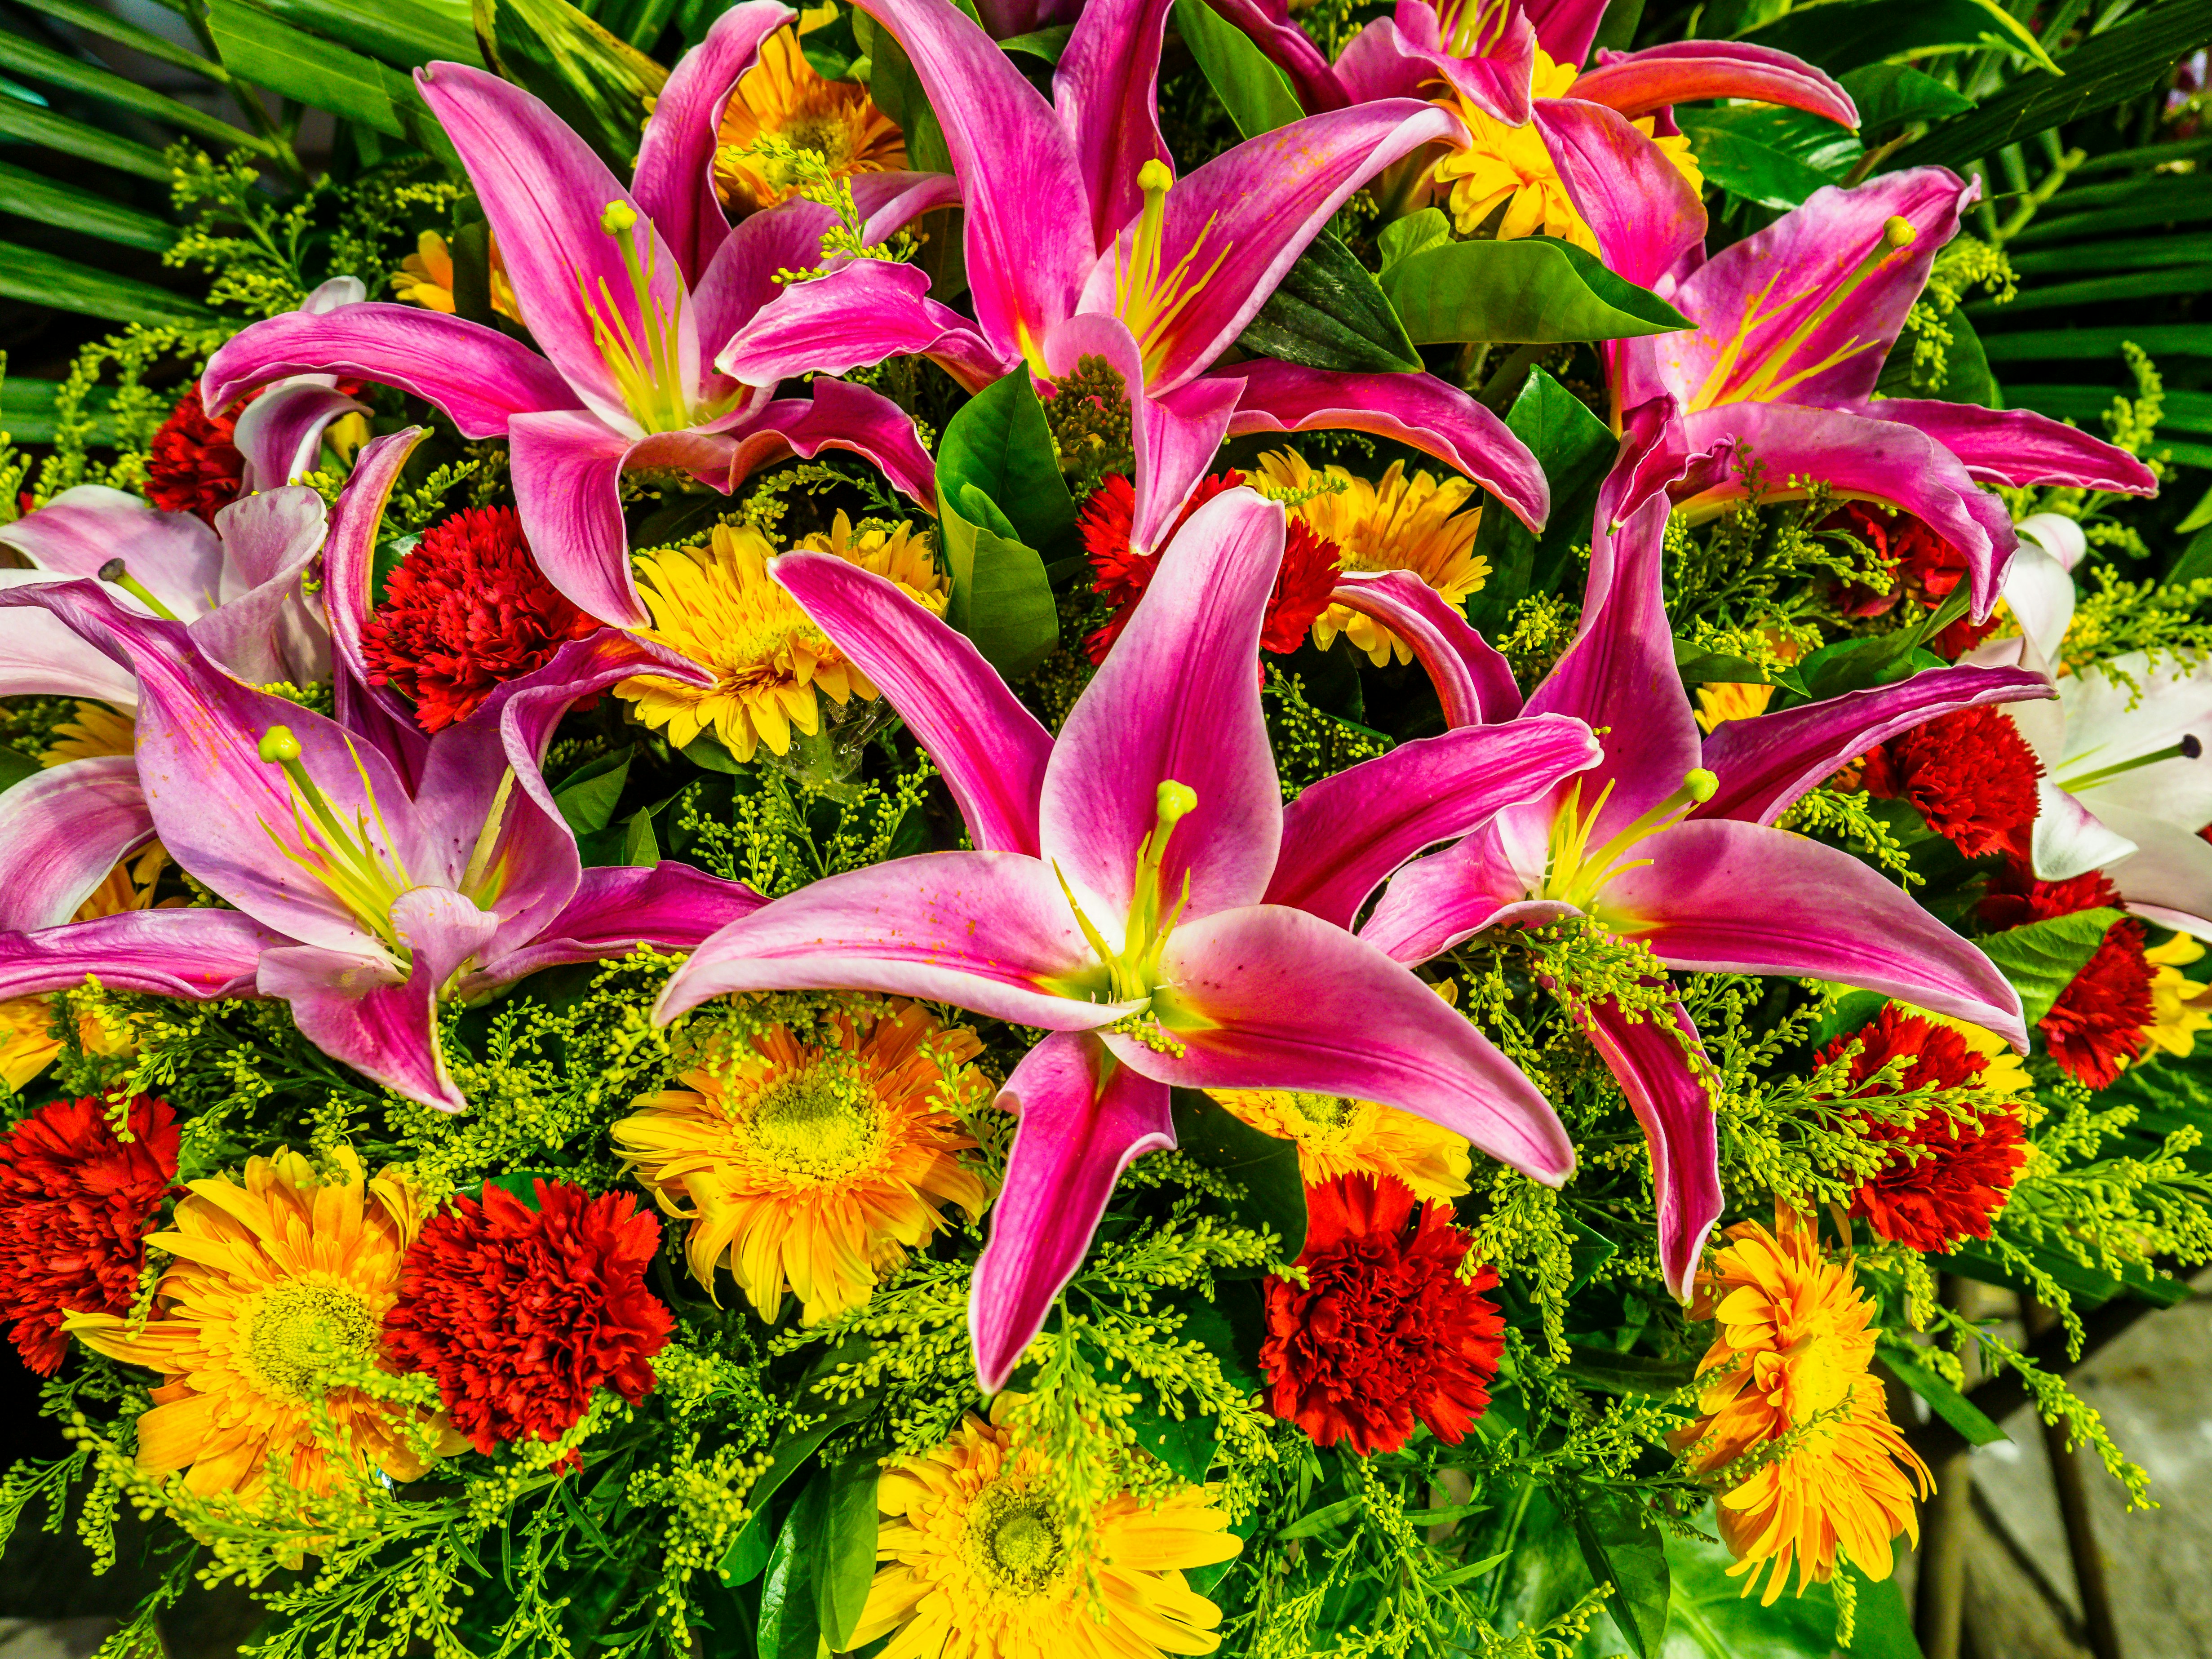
[617,515,949,761]
[1209,1089,1472,1201]
[849,1394,1241,1659]
[713,26,906,214]
[1429,51,1703,252]
[66,1148,458,1501]
[615,997,992,1325]
[1252,448,1488,665]
[1693,682,1776,732]
[2142,934,2212,1058]
[1670,1206,1930,1606]
[389,230,520,322]
[0,838,165,1092]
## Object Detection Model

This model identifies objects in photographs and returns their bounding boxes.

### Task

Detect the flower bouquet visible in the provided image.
[0,0,2208,1651]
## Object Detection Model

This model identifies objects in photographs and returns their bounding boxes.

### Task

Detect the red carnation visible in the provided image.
[0,1096,178,1375]
[383,1179,672,1454]
[1260,1175,1504,1456]
[1079,471,1341,664]
[1862,704,2042,859]
[145,386,249,523]
[1817,1005,2026,1251]
[360,506,600,733]
[1979,863,2154,1088]
[1827,504,1994,658]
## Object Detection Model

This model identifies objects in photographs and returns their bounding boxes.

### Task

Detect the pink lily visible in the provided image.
[0,434,764,1111]
[653,485,1604,1387]
[1545,124,2156,620]
[719,0,1551,555]
[198,2,944,629]
[1361,436,2044,1297]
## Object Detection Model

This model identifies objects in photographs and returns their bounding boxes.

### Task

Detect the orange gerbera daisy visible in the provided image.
[713,26,905,214]
[849,1395,1241,1658]
[614,996,992,1324]
[1670,1206,1930,1604]
[1208,1088,1472,1201]
[67,1148,458,1501]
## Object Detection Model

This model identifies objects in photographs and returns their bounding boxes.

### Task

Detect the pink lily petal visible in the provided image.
[1117,903,1576,1181]
[470,862,768,992]
[320,430,434,767]
[261,887,502,1112]
[506,409,648,627]
[191,487,329,687]
[1054,0,1176,250]
[202,303,581,439]
[1337,4,1533,121]
[1265,714,1600,929]
[1573,42,1857,125]
[231,381,369,492]
[721,379,939,508]
[856,0,1093,361]
[0,485,223,618]
[652,852,1136,1029]
[1522,0,1610,65]
[631,0,795,284]
[718,257,1014,393]
[771,550,1054,855]
[0,756,155,931]
[1197,0,1348,111]
[1536,98,1707,291]
[970,1031,1175,1390]
[1359,828,1571,963]
[1574,991,1721,1302]
[0,576,143,704]
[415,63,695,431]
[1867,399,2158,497]
[1604,818,2028,1048]
[1085,100,1458,393]
[2094,802,2212,940]
[1042,488,1286,930]
[1696,663,2054,826]
[1220,359,1551,533]
[0,908,273,1002]
[850,170,963,243]
[1329,568,1525,726]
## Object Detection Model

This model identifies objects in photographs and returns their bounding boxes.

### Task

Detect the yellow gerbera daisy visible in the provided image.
[1428,50,1703,252]
[66,1147,458,1501]
[2142,934,2212,1059]
[849,1395,1241,1659]
[1693,681,1775,733]
[713,26,905,215]
[38,699,134,766]
[1251,448,1488,666]
[389,229,521,322]
[1670,1206,1930,1605]
[1209,1089,1472,1201]
[614,996,992,1324]
[616,514,948,762]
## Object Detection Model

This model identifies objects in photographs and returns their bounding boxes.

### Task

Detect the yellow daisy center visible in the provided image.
[1210,1085,1473,1201]
[965,1482,1067,1597]
[714,27,906,214]
[742,1060,887,1184]
[241,1279,382,1403]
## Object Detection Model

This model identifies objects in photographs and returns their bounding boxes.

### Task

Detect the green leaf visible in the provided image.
[0,29,266,150]
[1466,369,1616,633]
[1793,630,1944,701]
[1841,62,1975,132]
[476,0,668,173]
[1380,236,1691,345]
[1893,0,2212,172]
[1273,1496,1361,1540]
[998,22,1073,60]
[1978,906,2123,1028]
[1741,0,2058,77]
[1567,1483,1669,1659]
[1378,206,1451,272]
[0,95,168,180]
[718,1404,871,1586]
[621,804,660,868]
[12,0,231,82]
[1559,1345,1699,1396]
[206,0,444,148]
[1662,1521,1919,1657]
[1173,0,1302,138]
[1237,231,1421,374]
[1809,988,1889,1049]
[1877,1340,2008,1446]
[1677,111,1851,210]
[1167,1088,1306,1259]
[1877,306,1995,406]
[1982,323,2212,362]
[0,239,213,329]
[858,13,951,174]
[251,0,483,69]
[755,1513,821,1659]
[935,368,1078,554]
[551,747,634,836]
[1936,1233,2193,1309]
[940,496,1060,679]
[678,728,749,774]
[1672,640,1771,687]
[0,748,38,797]
[812,1458,880,1650]
[0,161,174,252]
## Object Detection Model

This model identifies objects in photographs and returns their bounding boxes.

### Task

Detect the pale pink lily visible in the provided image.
[719,0,1550,555]
[654,486,1604,1387]
[199,2,944,629]
[1545,126,2156,619]
[0,434,764,1111]
[1362,436,2043,1296]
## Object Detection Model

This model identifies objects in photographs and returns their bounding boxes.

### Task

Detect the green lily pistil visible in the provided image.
[1544,767,1718,915]
[1053,780,1199,1006]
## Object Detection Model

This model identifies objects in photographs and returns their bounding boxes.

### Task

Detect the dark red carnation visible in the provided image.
[146,386,249,523]
[384,1180,672,1455]
[361,506,600,733]
[1978,863,2154,1088]
[1862,704,2042,858]
[1260,1175,1503,1456]
[1817,1005,2026,1251]
[0,1096,179,1375]
[1826,504,1994,659]
[1079,471,1341,664]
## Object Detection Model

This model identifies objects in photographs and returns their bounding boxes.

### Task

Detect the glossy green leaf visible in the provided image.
[755,1513,821,1659]
[1466,369,1616,633]
[0,30,264,149]
[1560,1345,1699,1396]
[1841,61,1974,131]
[206,0,431,144]
[1381,236,1691,345]
[2012,175,2212,244]
[998,22,1074,60]
[941,494,1060,679]
[1168,1088,1306,1259]
[1378,206,1451,272]
[551,748,633,836]
[11,0,228,80]
[1273,1496,1361,1540]
[621,805,659,867]
[1877,306,1994,405]
[1877,1340,2008,1446]
[1979,906,2123,1028]
[0,239,213,328]
[1678,108,1853,210]
[1174,0,1302,138]
[1981,263,2212,314]
[0,161,173,252]
[858,13,951,173]
[1237,231,1421,374]
[1741,0,2057,77]
[252,0,483,68]
[936,368,1078,554]
[1569,1484,1669,1659]
[0,748,38,797]
[0,87,170,178]
[1808,988,1889,1049]
[0,377,119,445]
[718,1401,873,1586]
[1936,1233,2193,1309]
[595,0,687,52]
[476,0,668,172]
[1982,322,2212,362]
[1662,1521,1919,1657]
[813,1457,880,1650]
[1793,631,1944,700]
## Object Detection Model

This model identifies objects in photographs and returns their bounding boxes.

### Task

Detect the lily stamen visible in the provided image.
[2061,733,2202,794]
[257,724,415,953]
[97,559,182,622]
[1114,161,1232,381]
[1548,769,1718,909]
[1691,217,1917,413]
[581,199,713,434]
